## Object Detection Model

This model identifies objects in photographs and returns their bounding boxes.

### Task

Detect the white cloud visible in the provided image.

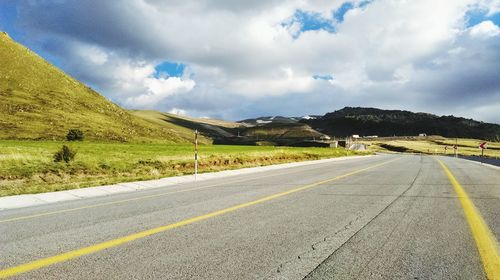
[11,0,500,122]
[469,20,500,37]
[168,107,188,116]
[72,43,108,65]
[126,77,195,108]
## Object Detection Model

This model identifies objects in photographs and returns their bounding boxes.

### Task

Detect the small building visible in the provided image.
[419,133,427,137]
[352,134,360,139]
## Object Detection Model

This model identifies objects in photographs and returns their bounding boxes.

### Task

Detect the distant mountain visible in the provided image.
[239,116,300,125]
[302,107,500,141]
[0,32,197,142]
[232,115,329,145]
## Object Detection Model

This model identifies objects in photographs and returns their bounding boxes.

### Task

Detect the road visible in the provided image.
[0,154,498,279]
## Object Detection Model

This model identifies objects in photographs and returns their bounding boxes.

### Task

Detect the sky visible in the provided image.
[1,0,499,123]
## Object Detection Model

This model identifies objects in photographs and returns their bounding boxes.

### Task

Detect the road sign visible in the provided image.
[479,142,487,157]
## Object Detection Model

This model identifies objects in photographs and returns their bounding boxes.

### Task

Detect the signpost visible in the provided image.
[194,130,198,181]
[479,142,487,157]
[453,138,458,158]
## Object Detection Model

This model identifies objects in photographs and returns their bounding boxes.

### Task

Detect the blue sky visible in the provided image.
[466,8,500,26]
[0,3,16,35]
[154,62,186,78]
[283,2,363,37]
[333,2,355,22]
[1,0,499,123]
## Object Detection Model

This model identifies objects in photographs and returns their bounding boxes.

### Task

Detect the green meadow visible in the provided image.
[0,140,366,197]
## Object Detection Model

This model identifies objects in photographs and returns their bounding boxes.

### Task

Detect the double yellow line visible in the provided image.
[0,158,399,278]
[435,159,500,279]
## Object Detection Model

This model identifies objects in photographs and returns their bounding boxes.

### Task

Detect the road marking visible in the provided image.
[0,157,400,278]
[436,159,500,280]
[0,160,348,224]
[0,183,234,224]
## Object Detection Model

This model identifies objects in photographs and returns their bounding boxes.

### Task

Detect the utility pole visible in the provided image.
[194,130,198,181]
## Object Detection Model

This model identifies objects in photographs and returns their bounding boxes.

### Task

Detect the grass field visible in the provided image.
[360,136,500,158]
[0,140,367,197]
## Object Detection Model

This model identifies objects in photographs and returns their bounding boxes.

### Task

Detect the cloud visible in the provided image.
[5,0,500,123]
[126,77,195,108]
[168,107,187,116]
[469,20,500,37]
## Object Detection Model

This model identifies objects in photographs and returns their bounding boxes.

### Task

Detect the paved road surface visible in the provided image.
[0,154,498,279]
[455,155,500,167]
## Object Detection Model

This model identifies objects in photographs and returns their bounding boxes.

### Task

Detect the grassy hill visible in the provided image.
[130,110,238,141]
[0,32,195,143]
[240,122,326,141]
[302,107,500,141]
[358,136,500,158]
[131,111,330,146]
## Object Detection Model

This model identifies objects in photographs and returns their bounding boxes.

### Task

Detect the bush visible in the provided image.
[66,129,84,141]
[54,145,77,163]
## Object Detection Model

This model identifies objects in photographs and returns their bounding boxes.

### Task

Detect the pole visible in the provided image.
[194,129,198,181]
[455,138,458,158]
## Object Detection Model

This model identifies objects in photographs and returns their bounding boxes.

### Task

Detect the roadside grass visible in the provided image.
[360,137,500,158]
[0,140,367,196]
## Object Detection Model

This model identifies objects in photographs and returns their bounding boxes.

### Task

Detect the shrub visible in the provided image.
[66,129,84,141]
[54,145,77,163]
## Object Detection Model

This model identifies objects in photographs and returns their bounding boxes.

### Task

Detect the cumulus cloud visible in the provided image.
[126,77,195,108]
[469,20,500,37]
[6,0,500,122]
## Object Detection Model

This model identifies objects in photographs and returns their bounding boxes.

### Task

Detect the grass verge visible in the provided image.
[0,140,368,197]
[360,136,500,158]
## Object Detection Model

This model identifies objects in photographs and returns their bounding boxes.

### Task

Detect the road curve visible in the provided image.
[0,154,498,279]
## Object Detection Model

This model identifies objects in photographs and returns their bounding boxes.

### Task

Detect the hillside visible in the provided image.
[0,32,194,142]
[302,107,500,141]
[129,110,226,143]
[239,116,301,125]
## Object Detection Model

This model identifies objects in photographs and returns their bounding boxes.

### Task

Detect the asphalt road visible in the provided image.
[0,154,498,279]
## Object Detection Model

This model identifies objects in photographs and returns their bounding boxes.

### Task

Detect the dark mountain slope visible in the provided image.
[302,107,500,140]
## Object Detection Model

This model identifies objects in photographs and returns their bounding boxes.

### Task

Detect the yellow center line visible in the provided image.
[0,157,400,279]
[435,158,500,280]
[0,160,356,224]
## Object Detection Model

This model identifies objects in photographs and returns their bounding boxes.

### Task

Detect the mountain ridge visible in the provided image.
[301,107,500,140]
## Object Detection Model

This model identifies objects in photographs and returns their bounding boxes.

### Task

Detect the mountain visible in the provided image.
[0,32,197,142]
[130,110,238,140]
[302,107,500,141]
[239,116,300,125]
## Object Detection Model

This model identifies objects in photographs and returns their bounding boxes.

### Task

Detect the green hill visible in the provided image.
[0,32,195,143]
[302,107,500,141]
